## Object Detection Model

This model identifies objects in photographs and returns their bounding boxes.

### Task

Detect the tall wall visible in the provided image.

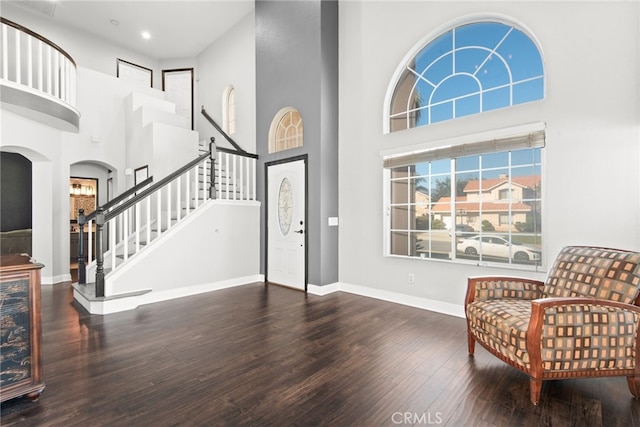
[196,11,256,153]
[255,0,339,286]
[338,1,640,310]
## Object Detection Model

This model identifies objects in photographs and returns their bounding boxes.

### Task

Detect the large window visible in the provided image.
[385,131,544,270]
[387,21,544,132]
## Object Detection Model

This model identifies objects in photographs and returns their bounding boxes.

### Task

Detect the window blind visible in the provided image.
[383,130,545,169]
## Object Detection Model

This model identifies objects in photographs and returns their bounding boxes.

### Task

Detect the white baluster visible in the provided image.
[167,181,172,229]
[176,176,182,220]
[53,51,59,98]
[146,197,151,248]
[184,171,190,216]
[156,188,162,238]
[37,39,43,91]
[217,155,222,199]
[61,57,66,102]
[193,164,199,209]
[27,36,32,88]
[71,63,77,106]
[232,155,237,200]
[46,44,52,95]
[2,24,8,79]
[123,209,129,261]
[239,156,245,200]
[14,28,20,84]
[135,202,140,254]
[111,216,117,272]
[225,153,230,200]
[87,218,93,263]
[251,158,256,201]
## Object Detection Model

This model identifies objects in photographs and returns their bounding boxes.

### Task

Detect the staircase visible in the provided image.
[73,96,260,315]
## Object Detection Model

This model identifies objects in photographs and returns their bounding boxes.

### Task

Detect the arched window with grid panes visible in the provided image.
[222,85,236,135]
[269,107,303,153]
[386,20,544,133]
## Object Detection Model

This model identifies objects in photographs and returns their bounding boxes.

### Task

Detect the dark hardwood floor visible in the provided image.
[2,282,640,426]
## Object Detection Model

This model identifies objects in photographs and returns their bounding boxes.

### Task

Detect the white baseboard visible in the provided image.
[308,281,465,318]
[140,275,263,306]
[73,274,265,315]
[42,273,71,285]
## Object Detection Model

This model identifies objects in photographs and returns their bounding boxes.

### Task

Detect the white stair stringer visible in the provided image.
[74,200,262,315]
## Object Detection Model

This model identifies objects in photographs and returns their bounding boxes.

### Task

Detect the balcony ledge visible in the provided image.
[1,79,80,132]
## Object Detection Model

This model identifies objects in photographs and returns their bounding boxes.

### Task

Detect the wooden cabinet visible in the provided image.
[0,254,45,402]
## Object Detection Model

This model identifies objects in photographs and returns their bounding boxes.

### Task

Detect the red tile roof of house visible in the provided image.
[463,175,540,193]
[431,197,532,213]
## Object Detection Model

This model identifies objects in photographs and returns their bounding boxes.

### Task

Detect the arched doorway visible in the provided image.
[69,161,114,282]
[0,152,32,256]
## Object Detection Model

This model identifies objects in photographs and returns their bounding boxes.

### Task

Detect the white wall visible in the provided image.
[196,11,256,153]
[106,201,261,297]
[338,1,640,308]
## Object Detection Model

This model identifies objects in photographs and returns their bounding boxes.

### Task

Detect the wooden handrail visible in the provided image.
[201,106,247,154]
[217,146,259,160]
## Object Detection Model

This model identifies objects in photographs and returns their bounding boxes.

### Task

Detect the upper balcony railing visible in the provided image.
[1,17,79,131]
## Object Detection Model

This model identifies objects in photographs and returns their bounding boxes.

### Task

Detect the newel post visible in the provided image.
[77,209,86,284]
[209,136,217,199]
[95,207,105,298]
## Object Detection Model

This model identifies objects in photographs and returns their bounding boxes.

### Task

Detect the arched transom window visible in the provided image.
[388,21,544,132]
[269,108,304,153]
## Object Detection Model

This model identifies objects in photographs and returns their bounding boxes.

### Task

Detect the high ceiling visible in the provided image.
[6,0,255,59]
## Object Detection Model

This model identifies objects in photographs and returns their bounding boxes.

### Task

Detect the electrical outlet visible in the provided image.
[408,273,415,283]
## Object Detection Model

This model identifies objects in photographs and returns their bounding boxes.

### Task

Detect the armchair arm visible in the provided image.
[465,276,545,308]
[527,298,640,380]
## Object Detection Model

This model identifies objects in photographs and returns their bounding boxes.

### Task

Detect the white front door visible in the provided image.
[267,159,306,290]
[162,69,193,130]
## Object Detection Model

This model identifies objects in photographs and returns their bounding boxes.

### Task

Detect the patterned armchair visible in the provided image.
[465,246,640,405]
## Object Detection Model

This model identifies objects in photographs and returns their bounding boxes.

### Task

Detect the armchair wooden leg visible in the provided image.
[467,330,476,355]
[529,378,542,405]
[627,376,640,398]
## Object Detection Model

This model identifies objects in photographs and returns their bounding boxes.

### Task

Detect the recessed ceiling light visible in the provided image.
[141,31,151,40]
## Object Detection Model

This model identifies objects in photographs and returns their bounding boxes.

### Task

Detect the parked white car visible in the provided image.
[456,235,540,262]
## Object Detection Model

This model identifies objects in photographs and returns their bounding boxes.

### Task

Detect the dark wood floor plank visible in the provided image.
[3,282,640,426]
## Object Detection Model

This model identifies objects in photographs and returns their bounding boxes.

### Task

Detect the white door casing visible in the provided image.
[267,159,306,290]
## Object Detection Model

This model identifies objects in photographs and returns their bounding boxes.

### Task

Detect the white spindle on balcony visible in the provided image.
[2,24,8,79]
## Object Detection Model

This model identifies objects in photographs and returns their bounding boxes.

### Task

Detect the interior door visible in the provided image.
[162,68,194,130]
[267,159,306,290]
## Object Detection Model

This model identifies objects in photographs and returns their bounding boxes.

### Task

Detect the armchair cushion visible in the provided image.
[537,300,640,373]
[467,299,532,370]
[543,246,640,303]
